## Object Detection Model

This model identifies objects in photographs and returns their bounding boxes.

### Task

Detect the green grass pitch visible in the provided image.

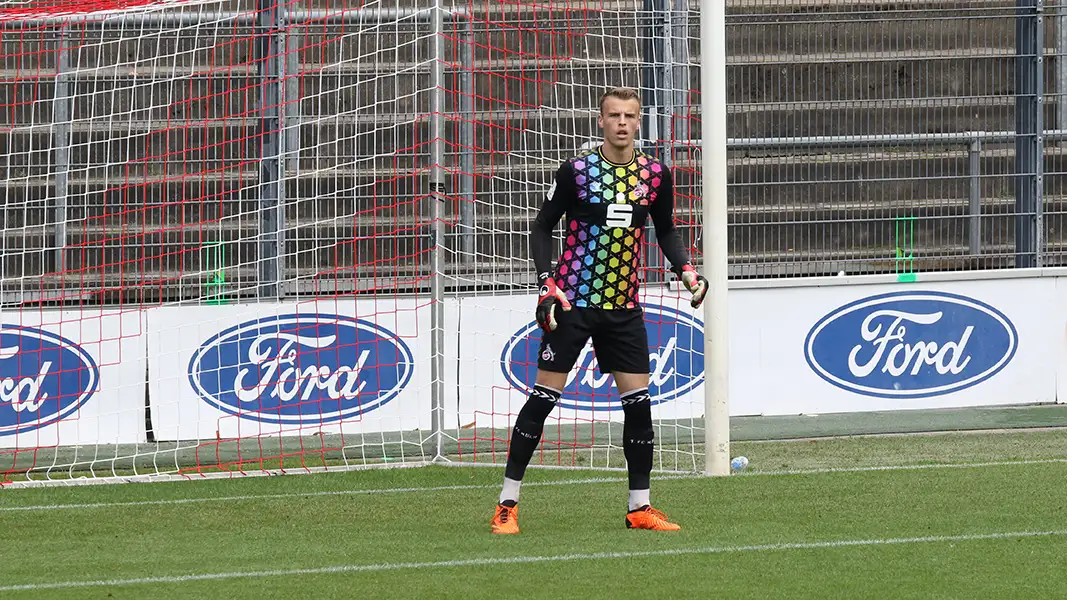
[1,429,1066,599]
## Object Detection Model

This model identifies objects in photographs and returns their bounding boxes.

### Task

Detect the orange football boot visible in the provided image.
[625,505,681,531]
[490,503,520,534]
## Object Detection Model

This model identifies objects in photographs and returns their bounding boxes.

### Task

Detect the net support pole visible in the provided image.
[1060,1,1067,139]
[640,0,666,283]
[430,0,447,460]
[257,0,285,299]
[459,17,475,263]
[1015,0,1044,268]
[285,29,301,175]
[701,0,730,476]
[666,0,689,168]
[53,27,72,273]
[968,137,983,256]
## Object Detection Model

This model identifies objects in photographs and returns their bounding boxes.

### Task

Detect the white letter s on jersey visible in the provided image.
[606,204,634,227]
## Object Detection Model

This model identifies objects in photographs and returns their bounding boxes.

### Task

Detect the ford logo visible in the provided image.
[0,325,99,436]
[500,304,704,411]
[804,291,1017,398]
[188,314,413,424]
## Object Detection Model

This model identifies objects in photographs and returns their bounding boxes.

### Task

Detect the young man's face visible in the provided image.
[598,96,641,150]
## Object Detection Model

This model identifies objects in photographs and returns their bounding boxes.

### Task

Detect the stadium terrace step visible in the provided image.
[5,194,1065,282]
[725,55,1053,114]
[5,101,1059,150]
[725,98,1057,139]
[727,0,1018,12]
[3,99,1056,151]
[727,3,1030,55]
[6,152,1067,239]
[0,56,629,82]
[12,140,1067,191]
[5,194,1048,236]
[9,236,1067,307]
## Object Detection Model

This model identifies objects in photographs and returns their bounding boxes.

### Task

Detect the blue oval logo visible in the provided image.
[804,291,1018,398]
[500,304,704,411]
[0,325,99,436]
[188,314,413,424]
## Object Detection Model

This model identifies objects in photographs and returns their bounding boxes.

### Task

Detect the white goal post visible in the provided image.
[702,0,730,476]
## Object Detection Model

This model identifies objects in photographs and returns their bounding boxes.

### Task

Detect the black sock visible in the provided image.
[621,388,653,491]
[504,385,561,481]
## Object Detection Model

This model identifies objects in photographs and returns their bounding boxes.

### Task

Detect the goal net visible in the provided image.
[0,0,707,485]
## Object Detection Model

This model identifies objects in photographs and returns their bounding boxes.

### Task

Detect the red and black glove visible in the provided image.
[678,264,708,309]
[535,275,572,332]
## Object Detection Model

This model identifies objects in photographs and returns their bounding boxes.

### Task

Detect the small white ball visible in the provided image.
[730,456,749,471]
[838,271,846,277]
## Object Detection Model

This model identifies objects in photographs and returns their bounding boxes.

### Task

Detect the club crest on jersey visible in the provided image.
[541,343,556,362]
[633,183,649,199]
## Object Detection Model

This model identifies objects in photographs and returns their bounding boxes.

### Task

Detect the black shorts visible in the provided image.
[537,307,650,375]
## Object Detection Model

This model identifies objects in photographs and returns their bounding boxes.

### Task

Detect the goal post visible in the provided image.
[0,0,725,485]
[702,0,730,476]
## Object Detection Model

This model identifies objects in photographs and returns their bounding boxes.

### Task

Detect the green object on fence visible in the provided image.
[894,216,917,283]
[205,242,229,305]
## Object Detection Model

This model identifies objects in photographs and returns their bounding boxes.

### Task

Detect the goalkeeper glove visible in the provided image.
[536,275,571,332]
[678,264,708,309]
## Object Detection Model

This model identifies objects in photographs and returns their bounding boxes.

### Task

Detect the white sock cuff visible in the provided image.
[500,477,522,504]
[629,488,651,511]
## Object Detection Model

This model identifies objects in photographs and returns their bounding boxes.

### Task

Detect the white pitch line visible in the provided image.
[1,457,1064,513]
[0,475,673,513]
[2,529,1065,593]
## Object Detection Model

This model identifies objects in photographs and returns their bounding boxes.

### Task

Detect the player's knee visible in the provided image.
[621,388,653,444]
[514,384,561,439]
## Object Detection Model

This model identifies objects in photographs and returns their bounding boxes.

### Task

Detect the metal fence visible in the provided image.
[726,0,1063,278]
[1,1,1066,306]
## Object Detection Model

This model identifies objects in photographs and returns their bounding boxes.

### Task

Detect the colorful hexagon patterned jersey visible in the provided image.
[557,149,665,310]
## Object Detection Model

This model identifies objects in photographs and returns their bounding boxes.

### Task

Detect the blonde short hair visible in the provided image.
[599,87,641,112]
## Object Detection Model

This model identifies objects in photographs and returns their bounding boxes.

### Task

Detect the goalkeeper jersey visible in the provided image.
[530,146,692,310]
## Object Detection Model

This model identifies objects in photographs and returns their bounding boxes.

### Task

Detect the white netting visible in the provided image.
[0,0,707,484]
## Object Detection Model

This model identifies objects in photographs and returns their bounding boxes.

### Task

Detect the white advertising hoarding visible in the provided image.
[731,278,1057,415]
[3,271,1054,451]
[458,277,1057,426]
[0,308,147,448]
[147,299,432,441]
[1056,276,1067,405]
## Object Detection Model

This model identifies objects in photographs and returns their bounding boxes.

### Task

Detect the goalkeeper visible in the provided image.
[491,87,708,534]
